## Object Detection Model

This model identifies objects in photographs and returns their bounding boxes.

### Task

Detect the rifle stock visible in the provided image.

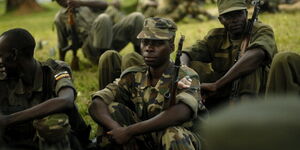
[169,35,185,106]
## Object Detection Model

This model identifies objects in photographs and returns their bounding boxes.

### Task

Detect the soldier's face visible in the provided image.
[219,10,248,38]
[0,36,18,80]
[141,39,174,68]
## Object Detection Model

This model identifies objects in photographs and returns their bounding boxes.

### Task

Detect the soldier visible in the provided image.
[0,28,90,150]
[266,51,300,96]
[180,0,278,110]
[89,17,206,150]
[54,0,145,64]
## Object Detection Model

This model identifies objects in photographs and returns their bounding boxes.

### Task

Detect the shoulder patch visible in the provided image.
[54,71,71,81]
[120,65,147,78]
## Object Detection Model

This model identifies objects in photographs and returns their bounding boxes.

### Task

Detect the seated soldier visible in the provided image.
[0,28,90,150]
[54,0,145,65]
[89,17,206,150]
[181,0,278,110]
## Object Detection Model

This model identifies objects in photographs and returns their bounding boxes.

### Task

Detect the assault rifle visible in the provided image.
[61,7,81,71]
[169,35,185,106]
[231,0,263,98]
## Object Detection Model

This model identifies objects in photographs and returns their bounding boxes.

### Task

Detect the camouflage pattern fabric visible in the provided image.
[97,102,200,150]
[98,50,145,90]
[266,52,300,96]
[137,17,177,40]
[92,63,205,150]
[55,6,144,64]
[183,21,277,109]
[33,113,71,150]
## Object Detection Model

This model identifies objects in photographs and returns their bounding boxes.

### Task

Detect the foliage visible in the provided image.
[0,1,300,138]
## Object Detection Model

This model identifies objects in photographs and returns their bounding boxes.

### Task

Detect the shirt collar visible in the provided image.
[140,62,174,93]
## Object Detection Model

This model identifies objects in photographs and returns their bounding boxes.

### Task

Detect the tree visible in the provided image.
[6,0,43,13]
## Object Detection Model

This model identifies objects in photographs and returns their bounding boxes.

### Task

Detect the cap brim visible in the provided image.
[137,28,173,40]
[219,6,247,16]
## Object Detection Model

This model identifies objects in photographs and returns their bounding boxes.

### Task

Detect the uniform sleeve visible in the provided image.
[54,10,69,51]
[176,67,202,119]
[49,60,76,96]
[248,23,277,65]
[183,32,214,63]
[91,73,133,105]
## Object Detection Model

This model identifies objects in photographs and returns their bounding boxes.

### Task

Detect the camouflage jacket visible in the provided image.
[92,62,206,127]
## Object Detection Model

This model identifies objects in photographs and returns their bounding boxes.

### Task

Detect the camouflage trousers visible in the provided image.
[96,102,200,150]
[266,52,300,96]
[98,50,145,90]
[82,7,145,64]
[189,61,268,110]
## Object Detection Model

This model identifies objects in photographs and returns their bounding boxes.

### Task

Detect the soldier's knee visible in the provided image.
[33,113,71,143]
[98,50,120,65]
[128,12,145,23]
[94,14,111,24]
[272,52,295,67]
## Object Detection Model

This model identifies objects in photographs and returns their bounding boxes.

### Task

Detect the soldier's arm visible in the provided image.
[202,48,266,91]
[106,103,193,144]
[89,97,121,130]
[1,87,75,126]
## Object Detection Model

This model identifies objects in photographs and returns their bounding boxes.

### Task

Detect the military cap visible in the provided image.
[137,17,177,40]
[217,0,247,15]
[202,96,300,150]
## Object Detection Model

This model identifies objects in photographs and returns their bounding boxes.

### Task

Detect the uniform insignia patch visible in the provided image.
[54,71,70,80]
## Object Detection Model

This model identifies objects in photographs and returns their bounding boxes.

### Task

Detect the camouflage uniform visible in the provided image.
[0,59,90,150]
[54,3,145,64]
[183,0,277,108]
[92,17,206,150]
[266,52,300,96]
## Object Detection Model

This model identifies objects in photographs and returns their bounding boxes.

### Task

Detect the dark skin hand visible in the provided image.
[0,87,75,128]
[89,98,192,145]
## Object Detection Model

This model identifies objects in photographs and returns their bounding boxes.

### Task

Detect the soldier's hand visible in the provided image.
[178,76,192,89]
[107,126,132,145]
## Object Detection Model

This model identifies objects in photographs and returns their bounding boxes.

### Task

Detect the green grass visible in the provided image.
[0,1,300,138]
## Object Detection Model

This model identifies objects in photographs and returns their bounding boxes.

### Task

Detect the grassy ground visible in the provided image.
[0,1,300,138]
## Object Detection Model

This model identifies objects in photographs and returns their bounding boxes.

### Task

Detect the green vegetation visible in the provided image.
[0,1,300,138]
